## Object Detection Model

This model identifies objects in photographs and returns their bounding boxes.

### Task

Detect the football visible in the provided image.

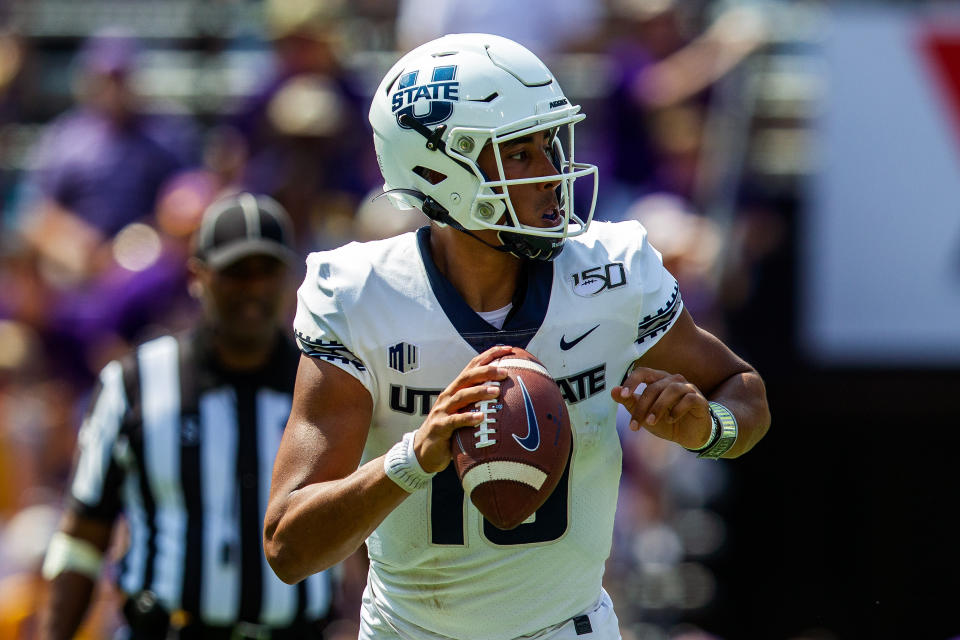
[451,347,571,530]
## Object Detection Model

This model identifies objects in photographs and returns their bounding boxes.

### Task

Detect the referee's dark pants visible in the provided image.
[123,593,328,640]
[124,619,326,640]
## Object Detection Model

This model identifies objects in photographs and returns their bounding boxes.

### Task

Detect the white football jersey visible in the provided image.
[294,220,683,640]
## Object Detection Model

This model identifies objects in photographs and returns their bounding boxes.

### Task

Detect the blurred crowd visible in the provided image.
[0,0,804,638]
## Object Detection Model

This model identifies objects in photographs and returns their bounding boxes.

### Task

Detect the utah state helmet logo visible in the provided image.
[392,65,460,129]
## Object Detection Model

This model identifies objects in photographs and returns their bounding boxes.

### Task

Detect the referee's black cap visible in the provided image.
[195,192,297,269]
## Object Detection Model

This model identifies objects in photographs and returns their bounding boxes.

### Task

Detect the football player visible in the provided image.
[265,33,770,640]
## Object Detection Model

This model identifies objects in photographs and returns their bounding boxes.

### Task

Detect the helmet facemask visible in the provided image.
[459,112,597,260]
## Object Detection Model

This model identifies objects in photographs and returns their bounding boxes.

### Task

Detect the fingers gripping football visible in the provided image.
[413,346,512,473]
[612,366,713,450]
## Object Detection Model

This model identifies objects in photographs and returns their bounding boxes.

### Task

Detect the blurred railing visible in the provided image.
[5,1,263,39]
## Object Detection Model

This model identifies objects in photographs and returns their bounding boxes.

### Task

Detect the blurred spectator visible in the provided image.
[2,30,201,385]
[17,30,197,275]
[596,0,767,216]
[0,30,31,216]
[0,502,118,639]
[395,0,604,60]
[0,213,198,386]
[0,375,78,517]
[0,31,24,120]
[229,0,377,254]
[624,193,725,337]
[150,126,252,267]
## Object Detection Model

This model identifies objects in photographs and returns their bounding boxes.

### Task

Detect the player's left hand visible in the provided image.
[611,366,713,450]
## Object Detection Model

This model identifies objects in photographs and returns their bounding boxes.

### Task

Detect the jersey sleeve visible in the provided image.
[293,252,376,396]
[67,360,128,522]
[627,221,684,359]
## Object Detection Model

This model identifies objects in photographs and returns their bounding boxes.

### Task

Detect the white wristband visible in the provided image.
[384,431,436,493]
[41,531,104,581]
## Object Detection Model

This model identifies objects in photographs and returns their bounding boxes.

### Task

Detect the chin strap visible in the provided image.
[497,230,565,261]
[375,188,516,255]
[398,114,448,152]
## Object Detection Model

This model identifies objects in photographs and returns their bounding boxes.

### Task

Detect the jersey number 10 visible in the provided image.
[429,458,571,546]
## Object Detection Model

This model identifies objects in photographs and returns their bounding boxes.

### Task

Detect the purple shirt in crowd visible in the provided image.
[32,107,193,235]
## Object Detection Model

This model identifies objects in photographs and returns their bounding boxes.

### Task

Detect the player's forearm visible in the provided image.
[264,455,409,584]
[39,572,96,640]
[708,369,770,458]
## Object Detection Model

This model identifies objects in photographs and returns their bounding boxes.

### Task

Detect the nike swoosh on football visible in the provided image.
[513,376,541,452]
[560,324,600,351]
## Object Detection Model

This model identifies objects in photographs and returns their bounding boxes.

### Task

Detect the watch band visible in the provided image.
[697,402,738,459]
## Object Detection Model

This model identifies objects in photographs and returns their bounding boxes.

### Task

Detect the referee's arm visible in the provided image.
[39,512,113,640]
[40,358,125,640]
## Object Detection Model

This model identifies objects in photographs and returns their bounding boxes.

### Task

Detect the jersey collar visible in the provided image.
[416,226,553,353]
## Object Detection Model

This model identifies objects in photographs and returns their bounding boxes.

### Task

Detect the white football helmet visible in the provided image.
[368,33,598,260]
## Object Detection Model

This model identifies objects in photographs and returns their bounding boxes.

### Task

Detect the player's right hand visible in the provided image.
[412,345,512,473]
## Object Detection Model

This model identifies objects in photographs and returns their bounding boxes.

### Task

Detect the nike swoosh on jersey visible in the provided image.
[513,376,541,452]
[559,324,600,351]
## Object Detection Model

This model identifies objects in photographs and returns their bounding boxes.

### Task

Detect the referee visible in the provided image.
[39,194,332,640]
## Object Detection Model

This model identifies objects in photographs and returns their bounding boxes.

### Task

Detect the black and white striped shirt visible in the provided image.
[68,328,330,627]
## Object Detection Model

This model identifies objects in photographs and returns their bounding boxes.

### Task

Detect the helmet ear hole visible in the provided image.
[413,166,447,185]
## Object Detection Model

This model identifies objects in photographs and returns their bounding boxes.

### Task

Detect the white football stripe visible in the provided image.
[462,461,547,494]
[496,358,549,377]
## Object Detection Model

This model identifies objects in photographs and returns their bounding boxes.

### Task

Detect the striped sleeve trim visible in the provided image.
[295,330,367,371]
[636,281,682,345]
[70,359,129,510]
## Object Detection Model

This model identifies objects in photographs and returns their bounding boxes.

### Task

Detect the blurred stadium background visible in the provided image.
[1,0,959,638]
